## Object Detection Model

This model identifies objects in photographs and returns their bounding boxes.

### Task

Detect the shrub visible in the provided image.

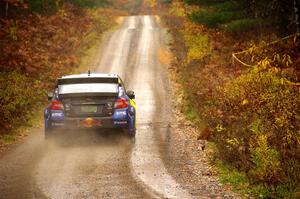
[249,134,282,184]
[27,0,108,13]
[184,33,211,62]
[188,9,239,28]
[159,0,172,3]
[183,0,213,6]
[223,18,271,33]
[27,0,59,13]
[210,67,300,197]
[66,0,108,8]
[187,0,243,28]
[214,1,240,12]
[0,71,43,133]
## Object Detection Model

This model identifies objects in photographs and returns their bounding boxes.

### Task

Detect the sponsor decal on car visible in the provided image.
[52,122,64,126]
[79,118,102,128]
[115,110,127,116]
[114,121,128,125]
[52,112,64,117]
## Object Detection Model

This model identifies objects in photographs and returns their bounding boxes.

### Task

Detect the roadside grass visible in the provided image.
[207,134,298,198]
[184,106,199,123]
[0,135,16,144]
[215,160,264,197]
[215,159,300,198]
[217,162,250,192]
[0,104,45,148]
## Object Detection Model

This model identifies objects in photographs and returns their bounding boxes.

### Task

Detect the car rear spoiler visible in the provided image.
[57,77,119,85]
[59,92,118,99]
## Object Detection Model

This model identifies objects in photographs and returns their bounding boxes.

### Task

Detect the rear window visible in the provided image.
[58,83,118,94]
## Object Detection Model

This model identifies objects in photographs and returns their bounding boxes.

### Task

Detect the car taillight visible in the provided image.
[50,100,64,110]
[114,98,128,109]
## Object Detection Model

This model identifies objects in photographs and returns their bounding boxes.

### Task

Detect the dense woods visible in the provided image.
[0,0,117,135]
[185,0,300,33]
[164,0,300,197]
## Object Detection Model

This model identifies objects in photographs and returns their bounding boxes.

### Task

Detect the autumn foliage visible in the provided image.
[0,1,116,134]
[164,0,300,197]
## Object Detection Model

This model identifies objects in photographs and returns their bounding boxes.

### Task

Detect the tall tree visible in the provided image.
[294,0,300,33]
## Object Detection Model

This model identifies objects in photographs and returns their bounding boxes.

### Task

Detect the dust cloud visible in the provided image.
[34,129,138,199]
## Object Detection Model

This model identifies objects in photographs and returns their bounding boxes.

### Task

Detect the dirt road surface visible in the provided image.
[0,15,194,199]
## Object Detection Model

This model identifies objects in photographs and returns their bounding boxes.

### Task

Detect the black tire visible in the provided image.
[130,135,136,144]
[44,126,53,140]
[123,128,136,144]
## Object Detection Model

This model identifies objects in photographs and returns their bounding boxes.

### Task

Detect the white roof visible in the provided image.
[60,73,118,79]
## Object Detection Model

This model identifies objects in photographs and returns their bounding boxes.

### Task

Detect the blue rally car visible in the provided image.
[44,73,136,138]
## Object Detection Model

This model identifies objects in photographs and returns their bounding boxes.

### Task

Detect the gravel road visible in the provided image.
[0,15,238,199]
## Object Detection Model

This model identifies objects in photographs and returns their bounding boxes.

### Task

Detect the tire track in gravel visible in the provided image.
[98,15,194,198]
[126,15,194,199]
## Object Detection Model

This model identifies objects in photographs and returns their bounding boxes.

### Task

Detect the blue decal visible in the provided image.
[51,111,64,122]
[113,109,127,120]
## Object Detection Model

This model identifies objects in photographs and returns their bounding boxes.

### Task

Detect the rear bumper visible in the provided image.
[51,116,129,129]
[66,117,114,128]
[46,108,131,131]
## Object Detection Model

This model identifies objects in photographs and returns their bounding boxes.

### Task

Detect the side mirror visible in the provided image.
[47,92,54,101]
[126,90,135,99]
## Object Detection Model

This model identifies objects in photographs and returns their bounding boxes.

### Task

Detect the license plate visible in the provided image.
[81,105,97,113]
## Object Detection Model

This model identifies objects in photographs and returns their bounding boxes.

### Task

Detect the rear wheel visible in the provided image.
[127,112,136,137]
[130,136,136,144]
[45,128,53,139]
[44,121,54,139]
[123,128,135,136]
[130,116,136,143]
[128,131,135,144]
[123,128,136,144]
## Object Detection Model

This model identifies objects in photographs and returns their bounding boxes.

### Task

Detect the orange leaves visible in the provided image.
[0,3,92,74]
[233,33,300,75]
[0,3,117,134]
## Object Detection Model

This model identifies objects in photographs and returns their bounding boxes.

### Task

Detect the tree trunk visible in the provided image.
[5,1,8,18]
[294,0,300,32]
